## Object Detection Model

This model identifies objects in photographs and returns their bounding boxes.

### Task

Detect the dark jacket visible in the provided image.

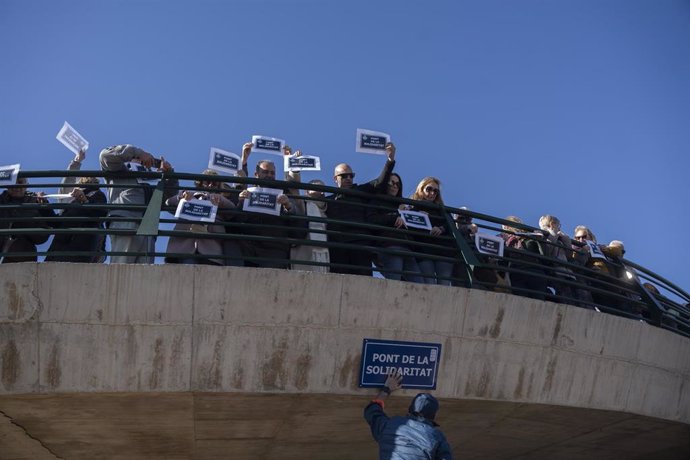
[45,186,107,262]
[368,196,412,248]
[364,401,453,460]
[408,204,453,258]
[504,233,545,272]
[326,159,395,243]
[0,191,56,263]
[238,166,304,253]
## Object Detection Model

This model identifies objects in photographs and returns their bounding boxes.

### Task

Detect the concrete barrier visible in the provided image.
[1,263,689,459]
[2,262,688,422]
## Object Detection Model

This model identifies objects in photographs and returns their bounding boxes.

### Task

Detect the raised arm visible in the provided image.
[158,156,180,202]
[239,141,253,178]
[362,142,396,193]
[99,145,154,171]
[283,145,302,190]
[59,149,85,193]
[363,371,402,441]
[283,146,307,215]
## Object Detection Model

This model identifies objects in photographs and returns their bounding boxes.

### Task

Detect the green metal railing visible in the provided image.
[2,169,688,337]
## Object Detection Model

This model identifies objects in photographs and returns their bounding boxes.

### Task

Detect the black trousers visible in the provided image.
[330,243,373,276]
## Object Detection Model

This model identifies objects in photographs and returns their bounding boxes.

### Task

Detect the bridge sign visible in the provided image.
[359,338,442,390]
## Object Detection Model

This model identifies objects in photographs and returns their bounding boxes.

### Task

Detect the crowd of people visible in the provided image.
[0,142,686,328]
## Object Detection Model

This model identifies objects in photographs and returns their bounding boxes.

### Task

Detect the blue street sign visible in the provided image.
[359,338,442,390]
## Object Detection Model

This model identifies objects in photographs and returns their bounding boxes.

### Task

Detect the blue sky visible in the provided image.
[1,0,689,292]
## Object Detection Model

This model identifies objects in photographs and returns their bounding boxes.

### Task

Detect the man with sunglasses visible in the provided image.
[326,143,396,275]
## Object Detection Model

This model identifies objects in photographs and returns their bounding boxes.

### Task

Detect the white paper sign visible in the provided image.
[475,233,505,257]
[56,121,89,155]
[208,147,240,174]
[42,193,74,200]
[398,210,432,230]
[284,154,321,172]
[251,135,285,156]
[586,240,607,259]
[0,164,20,185]
[174,199,218,223]
[242,186,282,216]
[356,128,390,155]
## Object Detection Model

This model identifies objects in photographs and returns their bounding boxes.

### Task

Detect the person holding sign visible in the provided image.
[45,149,108,263]
[283,146,330,273]
[589,239,631,311]
[574,227,620,276]
[326,142,397,276]
[408,177,455,286]
[0,177,55,263]
[100,145,178,264]
[165,170,240,266]
[456,210,502,290]
[238,142,299,268]
[368,173,423,282]
[364,372,453,460]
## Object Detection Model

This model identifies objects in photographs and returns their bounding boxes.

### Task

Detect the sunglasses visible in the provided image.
[388,181,400,187]
[424,186,439,194]
[337,173,355,179]
[574,235,587,240]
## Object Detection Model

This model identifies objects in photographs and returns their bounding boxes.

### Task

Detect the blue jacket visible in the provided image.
[364,401,453,460]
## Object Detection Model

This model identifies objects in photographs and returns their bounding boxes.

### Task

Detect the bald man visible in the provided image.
[326,143,396,276]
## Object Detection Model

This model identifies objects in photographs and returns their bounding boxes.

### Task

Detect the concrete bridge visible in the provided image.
[1,263,689,459]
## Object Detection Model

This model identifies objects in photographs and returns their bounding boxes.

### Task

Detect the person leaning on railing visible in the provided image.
[569,225,598,308]
[99,144,179,264]
[496,215,522,287]
[325,143,396,276]
[45,148,107,263]
[164,170,239,266]
[592,240,634,311]
[538,215,576,303]
[0,177,55,263]
[455,210,505,290]
[406,177,454,286]
[570,225,596,265]
[570,230,634,313]
[501,216,548,300]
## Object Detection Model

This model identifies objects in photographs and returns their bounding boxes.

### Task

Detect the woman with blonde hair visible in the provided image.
[408,177,454,286]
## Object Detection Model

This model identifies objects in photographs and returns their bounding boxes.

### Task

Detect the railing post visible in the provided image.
[443,208,478,288]
[136,179,165,237]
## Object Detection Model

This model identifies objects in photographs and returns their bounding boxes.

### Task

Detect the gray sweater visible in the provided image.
[99,145,178,217]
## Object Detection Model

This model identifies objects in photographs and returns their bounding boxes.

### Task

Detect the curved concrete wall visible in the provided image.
[1,263,689,424]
